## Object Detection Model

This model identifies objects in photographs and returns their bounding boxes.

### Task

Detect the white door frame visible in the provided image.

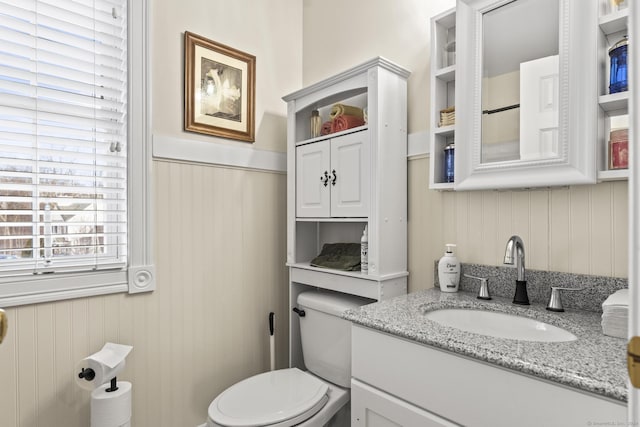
[629,0,639,421]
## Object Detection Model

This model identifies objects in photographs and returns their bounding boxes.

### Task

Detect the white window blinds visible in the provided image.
[0,0,128,276]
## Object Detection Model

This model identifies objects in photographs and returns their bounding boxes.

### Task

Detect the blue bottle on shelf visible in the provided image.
[609,36,628,94]
[444,143,455,183]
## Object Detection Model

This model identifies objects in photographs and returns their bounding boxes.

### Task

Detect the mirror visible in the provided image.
[455,0,597,190]
[481,0,558,163]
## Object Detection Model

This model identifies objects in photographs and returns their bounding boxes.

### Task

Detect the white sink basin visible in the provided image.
[424,308,577,342]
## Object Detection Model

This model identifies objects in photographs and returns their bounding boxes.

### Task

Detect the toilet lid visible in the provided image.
[208,368,329,427]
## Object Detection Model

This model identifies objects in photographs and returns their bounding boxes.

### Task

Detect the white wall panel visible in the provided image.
[529,191,550,271]
[549,187,571,272]
[570,186,592,274]
[468,192,484,263]
[613,182,629,277]
[481,191,500,266]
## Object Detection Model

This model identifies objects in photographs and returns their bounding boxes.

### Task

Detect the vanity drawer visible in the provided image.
[351,379,458,427]
[351,325,626,427]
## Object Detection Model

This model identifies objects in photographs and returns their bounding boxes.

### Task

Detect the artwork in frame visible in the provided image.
[184,31,256,142]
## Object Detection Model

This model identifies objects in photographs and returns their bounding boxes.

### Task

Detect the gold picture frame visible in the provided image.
[184,31,256,142]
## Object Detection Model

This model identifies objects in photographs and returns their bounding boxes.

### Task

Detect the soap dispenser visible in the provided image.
[438,244,460,292]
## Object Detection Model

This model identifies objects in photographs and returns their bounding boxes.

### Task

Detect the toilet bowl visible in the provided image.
[207,368,349,427]
[206,291,372,427]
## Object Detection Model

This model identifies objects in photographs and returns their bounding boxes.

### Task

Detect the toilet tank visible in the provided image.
[297,291,373,388]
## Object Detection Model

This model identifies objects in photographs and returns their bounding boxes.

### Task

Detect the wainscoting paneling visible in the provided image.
[407,157,628,293]
[0,160,288,427]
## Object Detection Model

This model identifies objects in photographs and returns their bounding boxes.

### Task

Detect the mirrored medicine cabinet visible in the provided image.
[454,0,598,190]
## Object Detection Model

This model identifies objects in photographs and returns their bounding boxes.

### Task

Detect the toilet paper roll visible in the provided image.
[75,358,126,391]
[75,343,133,390]
[91,381,132,427]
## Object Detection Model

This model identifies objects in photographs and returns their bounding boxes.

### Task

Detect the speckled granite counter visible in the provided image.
[343,288,627,402]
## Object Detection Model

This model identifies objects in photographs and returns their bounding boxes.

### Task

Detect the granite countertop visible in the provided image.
[343,288,628,402]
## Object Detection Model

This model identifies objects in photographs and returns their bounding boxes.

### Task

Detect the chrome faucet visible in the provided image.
[503,235,529,305]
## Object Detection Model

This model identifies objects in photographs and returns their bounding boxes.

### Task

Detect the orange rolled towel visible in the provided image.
[330,104,364,120]
[332,114,365,132]
[320,121,333,135]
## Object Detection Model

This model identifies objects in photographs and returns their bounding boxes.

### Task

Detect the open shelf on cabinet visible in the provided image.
[598,109,629,180]
[430,8,457,190]
[434,124,455,137]
[288,262,376,281]
[599,8,628,34]
[434,65,456,82]
[599,92,629,113]
[294,220,367,265]
[295,125,368,147]
[598,169,628,181]
[430,182,455,191]
[296,217,367,222]
[288,263,407,300]
[432,8,456,70]
[597,5,629,182]
[294,89,368,144]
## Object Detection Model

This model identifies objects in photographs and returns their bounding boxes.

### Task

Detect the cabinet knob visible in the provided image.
[320,171,329,187]
[331,170,337,186]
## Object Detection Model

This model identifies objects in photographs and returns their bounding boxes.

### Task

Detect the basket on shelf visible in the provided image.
[439,106,455,127]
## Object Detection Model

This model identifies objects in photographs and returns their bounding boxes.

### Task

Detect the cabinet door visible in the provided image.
[330,131,369,217]
[296,141,330,217]
[351,379,458,427]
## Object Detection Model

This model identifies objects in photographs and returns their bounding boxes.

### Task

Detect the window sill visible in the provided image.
[0,264,155,307]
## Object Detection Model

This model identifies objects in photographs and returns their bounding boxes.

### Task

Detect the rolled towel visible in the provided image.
[330,104,364,120]
[320,121,333,136]
[310,242,362,271]
[333,114,365,132]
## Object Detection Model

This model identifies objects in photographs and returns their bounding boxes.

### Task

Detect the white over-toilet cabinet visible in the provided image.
[282,57,410,369]
[296,131,370,218]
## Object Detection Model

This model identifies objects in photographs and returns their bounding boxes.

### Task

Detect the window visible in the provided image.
[0,0,153,306]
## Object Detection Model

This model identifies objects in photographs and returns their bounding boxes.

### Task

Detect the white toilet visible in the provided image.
[206,290,372,427]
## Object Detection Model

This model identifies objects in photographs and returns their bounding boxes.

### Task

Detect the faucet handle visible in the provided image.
[546,286,583,312]
[464,274,492,300]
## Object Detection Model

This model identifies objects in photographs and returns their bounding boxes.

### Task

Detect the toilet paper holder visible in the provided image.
[76,342,133,427]
[75,342,132,392]
[79,368,120,392]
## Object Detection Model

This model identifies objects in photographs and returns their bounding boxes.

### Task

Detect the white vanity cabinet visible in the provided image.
[283,57,410,369]
[296,130,370,218]
[351,325,626,427]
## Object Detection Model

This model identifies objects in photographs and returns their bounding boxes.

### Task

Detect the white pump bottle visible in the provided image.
[438,244,460,292]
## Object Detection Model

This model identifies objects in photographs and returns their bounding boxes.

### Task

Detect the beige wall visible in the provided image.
[303,0,456,134]
[0,0,299,426]
[154,0,302,153]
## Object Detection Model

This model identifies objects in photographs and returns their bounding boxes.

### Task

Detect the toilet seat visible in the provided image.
[208,368,329,427]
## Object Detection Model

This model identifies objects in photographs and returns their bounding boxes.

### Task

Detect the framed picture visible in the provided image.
[184,31,256,142]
